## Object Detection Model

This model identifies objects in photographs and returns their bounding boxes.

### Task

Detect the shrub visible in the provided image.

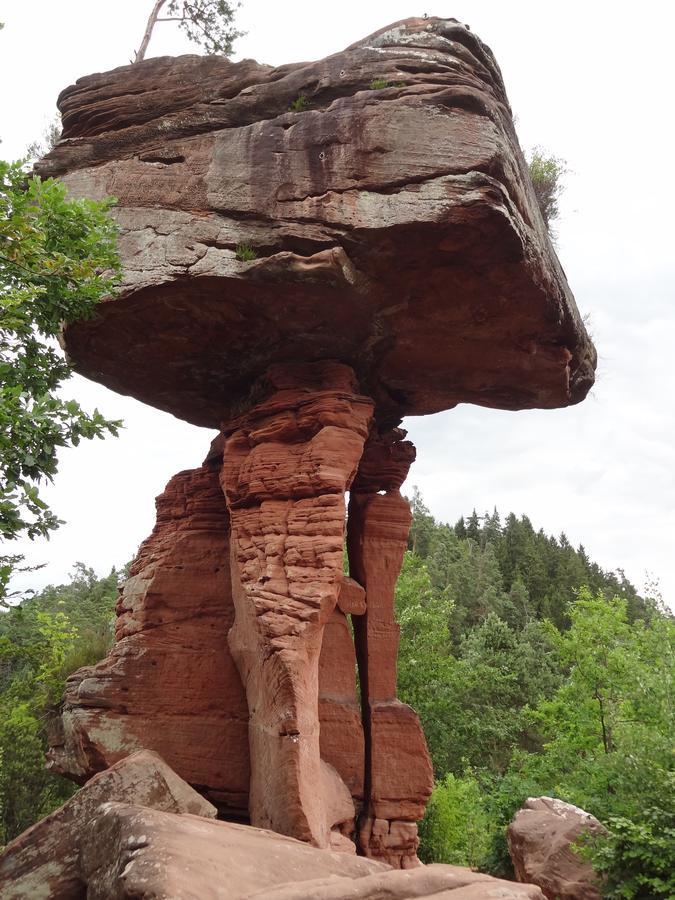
[235,243,257,262]
[288,94,310,112]
[418,772,493,868]
[527,147,566,230]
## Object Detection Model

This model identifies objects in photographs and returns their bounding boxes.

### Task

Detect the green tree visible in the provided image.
[495,591,675,892]
[0,161,121,601]
[135,0,243,62]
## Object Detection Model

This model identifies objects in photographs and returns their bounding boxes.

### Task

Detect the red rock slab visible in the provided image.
[319,607,365,803]
[0,751,215,900]
[78,803,546,899]
[38,17,595,428]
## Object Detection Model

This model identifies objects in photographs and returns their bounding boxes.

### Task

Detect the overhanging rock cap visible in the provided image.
[38,16,596,427]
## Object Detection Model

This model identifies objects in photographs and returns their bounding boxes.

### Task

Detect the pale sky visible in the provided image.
[1,1,673,605]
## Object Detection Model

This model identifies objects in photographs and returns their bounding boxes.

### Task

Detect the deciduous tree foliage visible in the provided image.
[0,161,121,601]
[135,0,243,62]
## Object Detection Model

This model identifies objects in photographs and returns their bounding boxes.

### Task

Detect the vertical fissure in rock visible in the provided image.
[347,426,434,867]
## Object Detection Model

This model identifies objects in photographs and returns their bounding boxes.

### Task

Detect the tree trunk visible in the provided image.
[135,0,168,63]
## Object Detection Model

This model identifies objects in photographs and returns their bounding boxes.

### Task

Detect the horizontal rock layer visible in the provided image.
[38,16,595,427]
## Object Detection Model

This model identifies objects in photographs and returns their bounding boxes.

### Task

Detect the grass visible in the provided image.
[235,243,257,262]
[289,94,310,112]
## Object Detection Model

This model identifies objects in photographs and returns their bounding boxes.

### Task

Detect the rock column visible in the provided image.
[219,361,373,849]
[348,428,434,867]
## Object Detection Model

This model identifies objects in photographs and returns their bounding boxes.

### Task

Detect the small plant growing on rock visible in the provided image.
[527,147,566,232]
[235,243,257,261]
[369,78,391,90]
[289,95,310,112]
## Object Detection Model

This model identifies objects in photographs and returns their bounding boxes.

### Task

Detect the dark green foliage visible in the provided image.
[581,800,675,899]
[401,495,672,889]
[0,566,120,844]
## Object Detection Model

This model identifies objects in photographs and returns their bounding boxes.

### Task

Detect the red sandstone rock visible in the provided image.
[47,464,251,818]
[349,429,433,866]
[507,797,605,899]
[79,802,546,899]
[49,454,368,824]
[35,16,598,870]
[319,606,365,804]
[0,751,215,899]
[220,362,373,847]
[38,18,595,428]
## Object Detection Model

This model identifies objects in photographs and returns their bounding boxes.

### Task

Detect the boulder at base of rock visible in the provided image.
[507,796,605,900]
[81,802,547,899]
[0,750,216,900]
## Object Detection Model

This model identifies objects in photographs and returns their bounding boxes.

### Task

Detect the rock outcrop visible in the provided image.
[31,15,597,866]
[80,802,547,899]
[47,463,251,819]
[38,18,594,428]
[0,751,216,899]
[507,797,605,899]
[220,360,374,849]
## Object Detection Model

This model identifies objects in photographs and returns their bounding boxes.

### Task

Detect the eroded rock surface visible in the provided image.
[220,361,373,848]
[0,751,215,900]
[33,15,598,868]
[47,463,251,819]
[81,802,546,900]
[507,797,605,899]
[38,17,595,427]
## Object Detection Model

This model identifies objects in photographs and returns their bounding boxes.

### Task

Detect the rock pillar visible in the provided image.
[219,361,373,848]
[348,428,434,867]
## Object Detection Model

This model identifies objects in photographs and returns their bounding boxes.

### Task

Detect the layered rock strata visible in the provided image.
[47,463,251,818]
[38,18,595,427]
[48,364,433,859]
[33,14,598,870]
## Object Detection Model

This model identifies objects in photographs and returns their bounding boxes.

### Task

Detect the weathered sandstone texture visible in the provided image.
[219,361,374,849]
[349,427,433,866]
[31,15,597,868]
[0,751,215,899]
[38,17,595,427]
[508,797,605,899]
[79,802,547,899]
[47,463,251,819]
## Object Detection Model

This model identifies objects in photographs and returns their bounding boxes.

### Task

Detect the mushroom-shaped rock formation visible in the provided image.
[38,17,596,868]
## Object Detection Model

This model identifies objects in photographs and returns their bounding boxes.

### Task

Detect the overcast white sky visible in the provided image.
[1,1,673,605]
